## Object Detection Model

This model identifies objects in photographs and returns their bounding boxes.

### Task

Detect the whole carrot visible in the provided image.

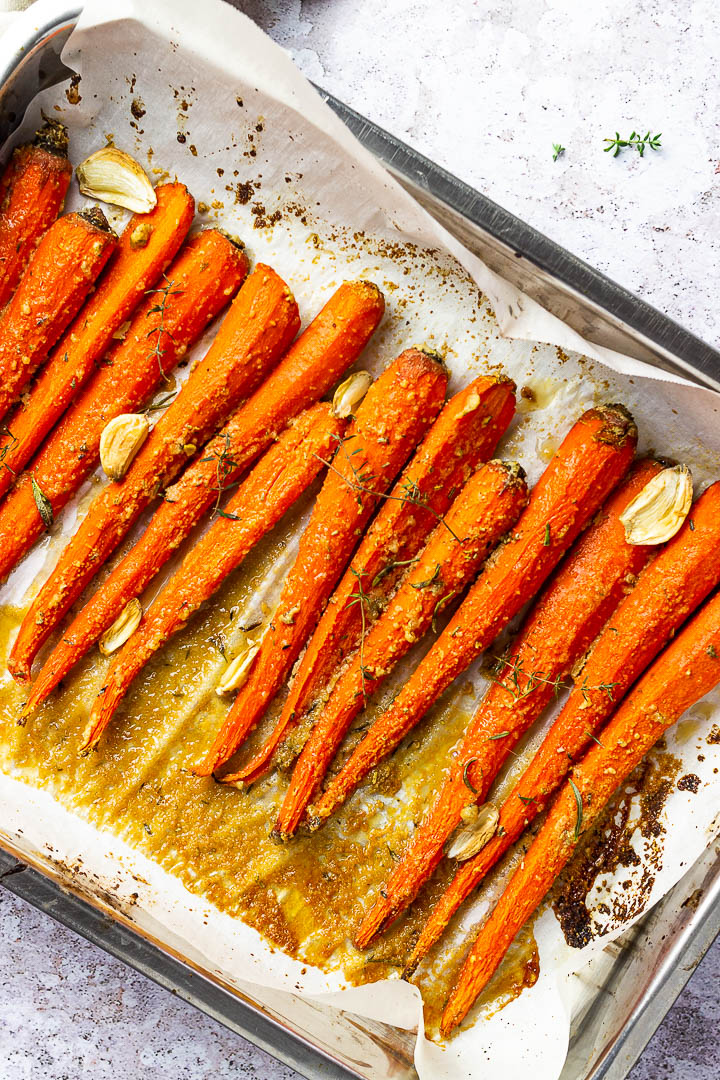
[353,403,638,950]
[0,229,247,596]
[322,459,662,851]
[22,280,384,712]
[412,477,720,975]
[0,208,117,418]
[0,183,195,500]
[0,118,72,310]
[84,403,345,749]
[442,585,720,1035]
[239,374,517,780]
[261,460,529,833]
[197,348,449,776]
[12,259,308,684]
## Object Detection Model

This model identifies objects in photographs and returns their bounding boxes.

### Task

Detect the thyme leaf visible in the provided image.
[569,777,583,840]
[31,476,53,529]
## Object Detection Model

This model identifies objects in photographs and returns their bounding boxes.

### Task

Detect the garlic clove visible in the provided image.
[446,803,499,861]
[619,464,693,546]
[216,631,263,695]
[331,371,373,418]
[100,413,150,480]
[76,147,157,213]
[99,598,142,656]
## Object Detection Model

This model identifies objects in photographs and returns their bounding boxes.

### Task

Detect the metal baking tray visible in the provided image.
[1,5,719,1080]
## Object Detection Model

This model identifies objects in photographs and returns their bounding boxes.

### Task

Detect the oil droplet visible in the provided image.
[537,434,560,463]
[518,377,562,413]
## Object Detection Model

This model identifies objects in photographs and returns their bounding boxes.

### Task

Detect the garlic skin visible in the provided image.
[76,147,157,213]
[100,413,150,480]
[619,464,693,546]
[216,632,263,695]
[99,598,142,656]
[331,371,373,418]
[446,803,500,861]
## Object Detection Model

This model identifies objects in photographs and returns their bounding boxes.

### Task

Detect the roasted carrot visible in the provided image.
[84,403,345,749]
[261,460,529,832]
[12,259,309,684]
[327,460,662,862]
[0,118,72,310]
[0,208,117,419]
[410,477,720,976]
[352,403,638,950]
[233,374,517,782]
[198,348,449,776]
[0,183,195,501]
[0,229,246,599]
[24,281,384,710]
[442,585,720,1035]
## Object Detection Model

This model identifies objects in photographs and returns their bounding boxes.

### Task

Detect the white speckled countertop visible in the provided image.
[1,0,719,1078]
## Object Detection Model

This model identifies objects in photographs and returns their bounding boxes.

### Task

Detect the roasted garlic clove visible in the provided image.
[619,464,693,545]
[331,371,373,418]
[99,598,142,656]
[446,803,499,861]
[216,632,263,695]
[100,413,150,480]
[76,147,157,213]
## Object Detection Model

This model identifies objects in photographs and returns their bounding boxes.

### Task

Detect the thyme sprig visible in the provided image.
[200,432,242,519]
[346,566,376,703]
[489,652,618,704]
[552,143,565,162]
[603,130,662,158]
[145,275,183,382]
[0,425,17,475]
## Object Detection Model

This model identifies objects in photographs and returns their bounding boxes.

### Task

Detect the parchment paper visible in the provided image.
[1,1,719,1077]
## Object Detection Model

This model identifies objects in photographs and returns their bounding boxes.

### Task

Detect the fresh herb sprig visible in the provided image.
[552,143,565,162]
[145,275,183,381]
[603,130,662,158]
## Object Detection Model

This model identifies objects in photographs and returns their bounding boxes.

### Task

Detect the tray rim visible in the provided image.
[0,4,718,1080]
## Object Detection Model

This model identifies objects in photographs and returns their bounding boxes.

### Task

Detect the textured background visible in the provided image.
[2,0,719,1077]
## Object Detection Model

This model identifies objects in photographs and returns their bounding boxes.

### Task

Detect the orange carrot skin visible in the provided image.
[258,375,517,769]
[442,586,720,1035]
[0,121,72,310]
[4,229,247,673]
[198,348,449,776]
[0,183,195,501]
[353,403,638,950]
[23,280,384,712]
[11,245,291,682]
[83,402,345,749]
[418,478,720,972]
[0,209,117,418]
[315,459,662,847]
[264,460,529,833]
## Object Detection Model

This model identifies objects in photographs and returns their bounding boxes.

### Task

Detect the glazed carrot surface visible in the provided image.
[412,476,720,974]
[353,403,638,950]
[24,280,384,711]
[328,459,661,882]
[442,585,720,1035]
[0,118,72,311]
[0,208,117,419]
[84,402,345,749]
[198,347,449,777]
[236,373,517,783]
[0,183,195,501]
[3,229,247,673]
[262,459,528,834]
[13,252,304,684]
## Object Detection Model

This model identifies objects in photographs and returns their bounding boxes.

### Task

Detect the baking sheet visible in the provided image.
[1,1,720,1078]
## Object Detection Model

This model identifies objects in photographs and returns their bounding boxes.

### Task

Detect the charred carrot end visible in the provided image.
[261,373,518,762]
[265,459,529,834]
[0,118,72,310]
[82,403,344,751]
[0,183,195,502]
[441,587,720,1035]
[6,230,248,680]
[403,457,664,976]
[0,207,118,418]
[196,348,449,777]
[21,279,385,713]
[352,403,637,951]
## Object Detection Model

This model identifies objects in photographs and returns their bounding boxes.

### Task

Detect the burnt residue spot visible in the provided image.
[177,133,186,144]
[234,181,256,205]
[251,202,282,229]
[677,773,701,793]
[707,724,720,745]
[236,96,244,108]
[65,74,82,105]
[131,98,146,120]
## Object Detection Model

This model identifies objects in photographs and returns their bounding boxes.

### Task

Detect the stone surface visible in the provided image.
[2,0,719,1077]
